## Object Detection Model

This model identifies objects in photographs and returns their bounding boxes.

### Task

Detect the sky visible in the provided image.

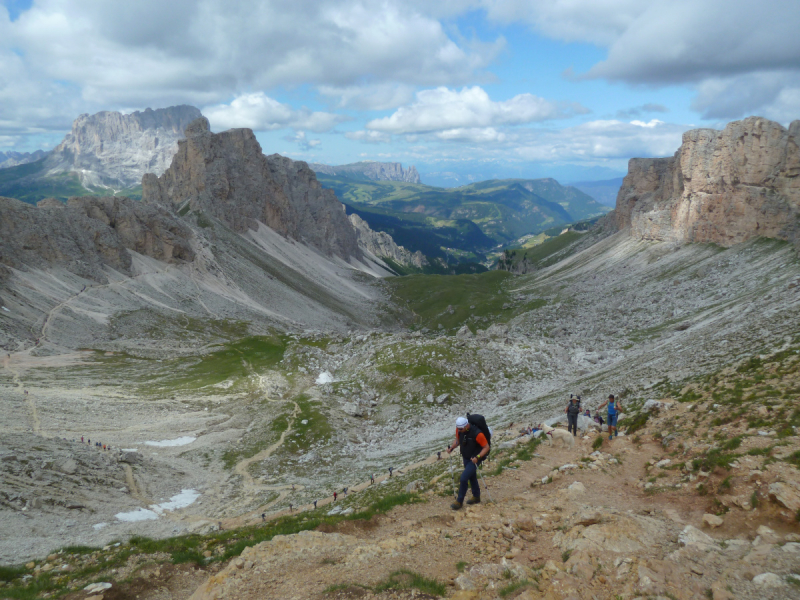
[1,0,799,184]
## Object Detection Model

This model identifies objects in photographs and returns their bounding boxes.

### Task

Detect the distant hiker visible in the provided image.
[103,444,106,451]
[218,521,223,531]
[598,394,622,439]
[584,408,591,417]
[565,396,581,436]
[261,513,265,522]
[343,487,348,496]
[313,500,318,509]
[370,474,374,484]
[289,503,293,512]
[594,411,605,426]
[333,491,337,502]
[81,436,84,443]
[446,415,490,510]
[291,484,295,491]
[388,467,393,478]
[437,451,441,460]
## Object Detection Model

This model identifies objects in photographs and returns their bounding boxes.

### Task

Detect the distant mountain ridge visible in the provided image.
[309,161,421,183]
[0,105,202,203]
[0,150,47,169]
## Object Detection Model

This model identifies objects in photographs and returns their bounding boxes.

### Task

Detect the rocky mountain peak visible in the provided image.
[616,116,800,246]
[309,160,421,183]
[43,105,202,189]
[142,122,362,261]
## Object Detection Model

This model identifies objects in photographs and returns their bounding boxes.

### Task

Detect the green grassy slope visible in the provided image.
[0,159,142,203]
[318,175,610,260]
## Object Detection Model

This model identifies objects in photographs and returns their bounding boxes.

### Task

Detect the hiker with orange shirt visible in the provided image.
[446,416,490,510]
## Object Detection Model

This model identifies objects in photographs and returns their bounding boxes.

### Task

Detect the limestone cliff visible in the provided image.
[348,214,427,269]
[309,161,421,183]
[143,117,361,261]
[616,116,800,246]
[44,105,202,189]
[0,195,194,282]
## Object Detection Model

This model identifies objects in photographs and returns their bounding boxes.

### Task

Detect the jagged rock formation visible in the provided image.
[43,105,202,189]
[348,214,427,269]
[0,150,47,169]
[143,117,361,261]
[0,196,195,283]
[617,116,800,246]
[309,160,421,183]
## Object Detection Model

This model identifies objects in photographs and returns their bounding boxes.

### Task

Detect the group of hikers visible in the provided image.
[80,435,111,451]
[565,394,621,439]
[447,395,622,510]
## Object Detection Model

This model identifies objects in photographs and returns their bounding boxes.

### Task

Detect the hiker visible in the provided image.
[333,491,337,502]
[261,513,265,522]
[343,487,348,496]
[313,500,318,509]
[291,484,295,491]
[446,416,490,510]
[388,467,393,478]
[370,473,374,484]
[584,408,591,417]
[81,436,84,443]
[593,411,604,426]
[597,394,622,439]
[565,395,581,436]
[437,451,441,460]
[289,503,293,512]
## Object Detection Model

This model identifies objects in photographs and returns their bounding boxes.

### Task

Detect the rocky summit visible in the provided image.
[143,117,362,261]
[617,116,800,246]
[44,105,202,189]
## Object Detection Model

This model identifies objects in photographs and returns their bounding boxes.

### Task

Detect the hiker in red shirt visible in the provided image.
[446,416,489,510]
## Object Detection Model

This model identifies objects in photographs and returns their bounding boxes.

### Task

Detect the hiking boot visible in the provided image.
[450,501,463,510]
[466,497,481,505]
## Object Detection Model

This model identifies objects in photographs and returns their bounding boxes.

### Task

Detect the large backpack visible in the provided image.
[466,413,492,446]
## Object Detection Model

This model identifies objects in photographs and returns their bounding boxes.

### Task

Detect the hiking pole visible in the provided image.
[477,463,496,504]
[449,458,457,500]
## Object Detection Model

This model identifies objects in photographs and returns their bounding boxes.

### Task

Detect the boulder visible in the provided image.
[702,514,723,528]
[768,482,800,513]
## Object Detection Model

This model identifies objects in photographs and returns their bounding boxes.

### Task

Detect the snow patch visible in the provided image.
[144,436,196,447]
[115,507,159,522]
[150,489,200,514]
[93,522,108,530]
[316,371,334,385]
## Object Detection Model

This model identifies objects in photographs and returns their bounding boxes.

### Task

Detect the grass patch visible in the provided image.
[620,412,649,435]
[456,561,468,573]
[373,570,447,596]
[692,448,738,472]
[721,436,743,451]
[499,579,536,597]
[592,436,604,450]
[0,565,27,583]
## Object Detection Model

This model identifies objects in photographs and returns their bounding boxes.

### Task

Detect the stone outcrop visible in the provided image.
[0,195,194,282]
[309,160,421,183]
[142,117,361,260]
[348,213,427,268]
[616,116,800,246]
[0,150,47,170]
[44,105,202,188]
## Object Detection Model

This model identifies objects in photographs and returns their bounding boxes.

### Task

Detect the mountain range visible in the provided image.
[308,161,420,183]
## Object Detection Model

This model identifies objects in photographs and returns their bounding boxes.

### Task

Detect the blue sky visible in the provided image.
[1,0,799,184]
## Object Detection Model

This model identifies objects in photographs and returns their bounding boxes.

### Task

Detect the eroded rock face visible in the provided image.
[143,118,361,260]
[348,213,427,268]
[616,117,800,246]
[44,105,202,188]
[0,195,194,282]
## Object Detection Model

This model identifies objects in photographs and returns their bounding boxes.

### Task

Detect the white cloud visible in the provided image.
[480,0,800,120]
[318,83,416,111]
[203,93,347,132]
[344,130,392,144]
[283,131,321,151]
[367,86,587,134]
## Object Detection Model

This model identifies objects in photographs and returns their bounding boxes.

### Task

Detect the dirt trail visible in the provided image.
[2,353,42,435]
[124,464,150,505]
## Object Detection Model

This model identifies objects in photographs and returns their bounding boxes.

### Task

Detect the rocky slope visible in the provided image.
[616,116,800,246]
[310,161,421,183]
[143,117,362,261]
[43,105,202,189]
[349,214,428,269]
[0,195,195,282]
[0,150,47,169]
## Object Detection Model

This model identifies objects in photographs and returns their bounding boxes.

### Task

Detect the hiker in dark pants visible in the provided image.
[313,500,318,509]
[333,491,337,502]
[566,395,581,436]
[446,416,489,510]
[261,513,265,522]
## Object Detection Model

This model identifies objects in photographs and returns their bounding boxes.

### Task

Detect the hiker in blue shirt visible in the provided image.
[597,394,622,439]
